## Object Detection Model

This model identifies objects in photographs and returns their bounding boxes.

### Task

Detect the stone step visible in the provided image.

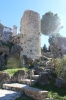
[32,75,39,80]
[45,69,51,72]
[20,79,35,85]
[3,83,49,100]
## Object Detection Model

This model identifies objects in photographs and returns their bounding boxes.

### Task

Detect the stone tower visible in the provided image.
[20,10,41,60]
[12,25,18,37]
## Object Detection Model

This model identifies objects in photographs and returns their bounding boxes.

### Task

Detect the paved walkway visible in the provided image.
[0,89,21,100]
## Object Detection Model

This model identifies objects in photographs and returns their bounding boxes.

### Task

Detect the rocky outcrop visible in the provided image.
[10,70,27,83]
[0,23,12,42]
[38,73,50,85]
[0,72,10,87]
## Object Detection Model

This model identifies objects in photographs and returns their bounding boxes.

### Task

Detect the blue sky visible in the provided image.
[0,0,66,47]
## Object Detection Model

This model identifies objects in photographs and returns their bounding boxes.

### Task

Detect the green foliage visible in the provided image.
[54,57,66,81]
[38,32,42,35]
[1,42,14,52]
[41,11,63,36]
[43,44,47,52]
[48,33,62,45]
[5,68,28,75]
[0,52,3,55]
[48,35,56,45]
[7,57,20,69]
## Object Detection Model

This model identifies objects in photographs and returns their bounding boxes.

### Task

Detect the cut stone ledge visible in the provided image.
[3,83,48,100]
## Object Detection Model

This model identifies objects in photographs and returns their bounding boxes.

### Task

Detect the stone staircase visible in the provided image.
[2,60,53,100]
[30,61,52,86]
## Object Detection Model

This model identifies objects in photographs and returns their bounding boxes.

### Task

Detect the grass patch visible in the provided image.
[4,67,28,75]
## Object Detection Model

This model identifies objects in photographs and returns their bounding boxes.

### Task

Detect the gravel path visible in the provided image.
[0,89,21,100]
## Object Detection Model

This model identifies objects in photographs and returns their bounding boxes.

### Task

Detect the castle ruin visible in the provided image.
[0,10,41,60]
[0,10,66,60]
[20,10,41,60]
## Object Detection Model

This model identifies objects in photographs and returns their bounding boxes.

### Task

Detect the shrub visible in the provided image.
[7,57,20,69]
[54,57,66,81]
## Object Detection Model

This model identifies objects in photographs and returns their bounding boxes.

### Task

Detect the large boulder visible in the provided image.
[55,77,66,88]
[0,71,10,87]
[38,73,50,85]
[10,70,28,83]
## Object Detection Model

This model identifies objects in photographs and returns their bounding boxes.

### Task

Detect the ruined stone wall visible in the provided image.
[10,34,20,44]
[20,10,41,60]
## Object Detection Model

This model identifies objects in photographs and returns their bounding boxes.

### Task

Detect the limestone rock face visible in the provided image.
[20,10,41,60]
[0,72,10,87]
[0,23,12,42]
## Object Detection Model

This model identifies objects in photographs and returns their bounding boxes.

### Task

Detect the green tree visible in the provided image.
[41,12,63,36]
[48,35,56,45]
[48,33,62,45]
[43,44,47,52]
